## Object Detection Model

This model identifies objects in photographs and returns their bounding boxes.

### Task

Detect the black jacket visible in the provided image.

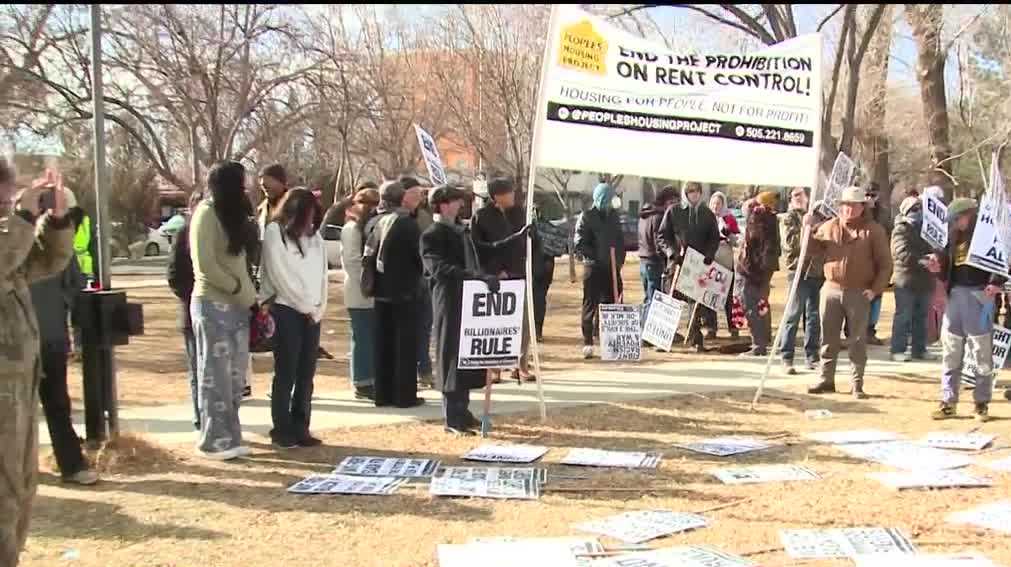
[167,219,195,331]
[368,211,423,303]
[471,203,526,276]
[574,207,625,274]
[657,203,720,266]
[940,233,1008,295]
[637,203,665,262]
[890,217,935,293]
[30,256,84,351]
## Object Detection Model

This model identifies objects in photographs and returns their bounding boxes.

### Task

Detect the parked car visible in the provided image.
[128,227,173,258]
[322,223,342,269]
[620,214,638,252]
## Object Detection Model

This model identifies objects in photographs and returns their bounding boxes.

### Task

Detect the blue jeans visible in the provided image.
[868,294,883,334]
[348,308,376,388]
[779,274,823,364]
[270,304,321,441]
[639,259,663,323]
[417,285,433,376]
[891,286,929,356]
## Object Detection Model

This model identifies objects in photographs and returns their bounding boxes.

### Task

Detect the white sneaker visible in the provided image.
[197,447,242,461]
[890,353,911,362]
[582,346,594,359]
[63,469,100,486]
[234,446,252,458]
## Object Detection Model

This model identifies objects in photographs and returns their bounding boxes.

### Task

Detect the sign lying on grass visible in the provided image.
[599,303,642,361]
[947,500,1011,534]
[458,279,526,369]
[437,537,605,567]
[641,292,686,351]
[438,466,547,485]
[334,456,440,478]
[287,474,407,495]
[575,511,708,544]
[430,469,540,500]
[675,247,733,311]
[804,429,901,445]
[673,437,772,457]
[560,448,661,469]
[961,325,1011,385]
[855,553,998,567]
[921,432,996,452]
[780,528,917,559]
[462,444,549,464]
[922,193,949,250]
[711,464,820,485]
[835,441,974,471]
[868,470,992,491]
[414,124,447,185]
[590,546,756,567]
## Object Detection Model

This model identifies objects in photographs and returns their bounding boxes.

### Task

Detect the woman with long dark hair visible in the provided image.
[735,201,780,357]
[189,161,258,460]
[340,187,381,400]
[259,188,328,448]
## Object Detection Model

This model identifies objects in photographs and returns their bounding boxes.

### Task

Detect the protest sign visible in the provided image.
[560,448,661,469]
[675,247,734,311]
[287,474,407,496]
[855,553,997,567]
[921,433,996,452]
[429,471,540,500]
[868,470,992,491]
[966,152,1010,275]
[437,538,604,567]
[531,6,821,188]
[641,292,686,351]
[835,441,974,471]
[414,124,447,185]
[334,456,440,478]
[574,510,708,544]
[780,528,917,559]
[537,220,571,257]
[817,152,858,217]
[462,444,549,464]
[922,193,949,250]
[674,437,772,457]
[458,279,526,369]
[985,457,1011,472]
[599,304,641,361]
[948,500,1011,534]
[711,464,819,485]
[438,466,547,485]
[805,429,901,445]
[589,546,756,567]
[961,325,1011,386]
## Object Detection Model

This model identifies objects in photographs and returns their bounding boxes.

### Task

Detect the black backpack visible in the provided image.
[360,213,382,298]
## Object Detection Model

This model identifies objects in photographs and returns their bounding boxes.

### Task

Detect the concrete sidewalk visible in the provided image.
[41,351,940,448]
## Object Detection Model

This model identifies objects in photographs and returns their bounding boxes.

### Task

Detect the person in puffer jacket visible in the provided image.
[637,185,677,325]
[574,183,625,359]
[889,196,935,362]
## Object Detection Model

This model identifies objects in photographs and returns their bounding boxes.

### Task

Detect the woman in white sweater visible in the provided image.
[259,188,328,449]
[340,187,380,400]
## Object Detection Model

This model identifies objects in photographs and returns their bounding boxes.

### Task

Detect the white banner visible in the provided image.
[334,456,440,478]
[922,433,996,452]
[599,304,641,361]
[868,470,992,491]
[962,325,1011,385]
[414,124,448,186]
[674,437,772,457]
[967,152,1010,275]
[641,292,686,351]
[947,500,1011,534]
[922,193,949,250]
[458,279,526,369]
[560,448,661,469]
[287,474,407,495]
[836,441,974,471]
[462,444,549,464]
[532,6,821,188]
[711,464,820,485]
[675,247,733,311]
[780,528,917,559]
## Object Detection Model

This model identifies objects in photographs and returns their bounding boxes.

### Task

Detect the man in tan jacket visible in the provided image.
[804,186,893,399]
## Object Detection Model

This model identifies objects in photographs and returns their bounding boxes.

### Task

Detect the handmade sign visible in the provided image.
[287,474,406,495]
[560,448,661,469]
[817,152,857,218]
[438,466,548,485]
[947,500,1011,534]
[462,444,550,464]
[966,152,1010,276]
[854,553,998,567]
[599,303,642,361]
[711,464,819,485]
[868,470,992,491]
[414,124,447,185]
[835,441,974,471]
[430,469,540,500]
[961,325,1011,385]
[673,437,772,457]
[437,537,605,567]
[780,528,917,559]
[921,433,996,452]
[334,456,440,478]
[675,247,734,311]
[641,292,687,352]
[574,510,708,544]
[458,279,526,369]
[588,546,756,567]
[922,193,949,250]
[805,430,901,445]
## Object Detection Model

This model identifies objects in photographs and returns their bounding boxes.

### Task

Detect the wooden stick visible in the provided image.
[692,497,751,515]
[543,486,683,493]
[684,303,701,345]
[740,546,782,558]
[609,246,621,303]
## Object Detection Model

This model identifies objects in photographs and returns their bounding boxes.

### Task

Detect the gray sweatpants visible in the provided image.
[819,286,870,387]
[941,286,994,404]
[191,299,250,453]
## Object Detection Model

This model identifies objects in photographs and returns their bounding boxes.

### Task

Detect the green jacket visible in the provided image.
[74,213,94,277]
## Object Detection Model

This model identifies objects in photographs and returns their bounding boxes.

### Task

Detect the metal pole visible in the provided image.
[91,4,111,292]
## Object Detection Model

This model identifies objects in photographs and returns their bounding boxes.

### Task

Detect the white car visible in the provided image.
[128,228,173,258]
[322,224,342,269]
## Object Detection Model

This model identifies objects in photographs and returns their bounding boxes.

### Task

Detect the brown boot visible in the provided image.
[807,380,836,394]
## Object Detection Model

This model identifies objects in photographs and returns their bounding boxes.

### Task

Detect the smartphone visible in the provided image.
[37,186,56,211]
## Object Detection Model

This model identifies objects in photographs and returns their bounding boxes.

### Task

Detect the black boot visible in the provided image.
[807,380,836,394]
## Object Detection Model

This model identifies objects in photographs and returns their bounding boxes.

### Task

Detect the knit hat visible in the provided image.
[899,196,919,216]
[756,191,778,208]
[948,197,977,218]
[592,183,614,210]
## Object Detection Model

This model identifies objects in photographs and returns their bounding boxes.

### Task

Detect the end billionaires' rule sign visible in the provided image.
[532,5,822,188]
[458,279,526,369]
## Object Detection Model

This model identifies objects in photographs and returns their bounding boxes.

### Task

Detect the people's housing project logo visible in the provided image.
[558,20,607,76]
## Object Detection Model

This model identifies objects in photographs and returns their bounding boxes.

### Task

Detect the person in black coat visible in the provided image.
[421,186,502,435]
[573,182,626,359]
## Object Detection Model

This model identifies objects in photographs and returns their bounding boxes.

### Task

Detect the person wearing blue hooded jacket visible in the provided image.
[574,183,626,359]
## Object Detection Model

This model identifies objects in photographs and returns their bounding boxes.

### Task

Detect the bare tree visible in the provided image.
[854,5,896,211]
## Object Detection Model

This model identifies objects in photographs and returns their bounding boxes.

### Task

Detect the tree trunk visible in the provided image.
[905,4,953,200]
[857,5,894,216]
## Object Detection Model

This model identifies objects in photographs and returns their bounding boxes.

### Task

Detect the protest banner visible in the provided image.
[333,456,440,478]
[599,303,641,361]
[961,325,1011,386]
[675,247,734,311]
[458,279,526,369]
[590,546,756,567]
[922,192,949,250]
[835,441,974,471]
[922,433,996,452]
[561,448,661,469]
[947,500,1011,534]
[287,474,407,496]
[780,528,917,559]
[674,437,772,457]
[966,151,1010,275]
[462,444,549,464]
[711,464,820,485]
[414,124,447,186]
[804,429,902,445]
[574,510,708,544]
[816,152,858,217]
[641,292,686,351]
[868,470,992,491]
[437,538,604,567]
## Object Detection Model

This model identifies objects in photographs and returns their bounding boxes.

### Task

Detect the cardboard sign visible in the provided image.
[961,325,1011,385]
[805,430,901,445]
[574,510,708,544]
[641,292,687,352]
[462,444,550,464]
[921,433,996,452]
[868,470,993,491]
[836,441,974,471]
[966,152,1010,275]
[675,247,733,311]
[817,152,858,218]
[334,456,440,478]
[429,472,540,500]
[437,538,604,567]
[780,528,917,559]
[948,500,1011,534]
[589,546,756,567]
[414,124,447,185]
[599,304,642,361]
[560,448,661,469]
[287,474,407,495]
[674,437,772,457]
[458,279,526,369]
[711,464,820,485]
[922,193,949,250]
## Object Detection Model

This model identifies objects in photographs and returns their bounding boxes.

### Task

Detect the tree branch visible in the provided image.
[816,5,846,32]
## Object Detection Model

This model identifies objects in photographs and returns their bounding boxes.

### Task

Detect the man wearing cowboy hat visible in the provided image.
[804,186,893,399]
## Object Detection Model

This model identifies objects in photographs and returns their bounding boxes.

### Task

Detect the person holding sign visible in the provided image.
[804,187,892,399]
[574,183,626,359]
[931,198,1005,422]
[420,185,501,436]
[889,196,935,363]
